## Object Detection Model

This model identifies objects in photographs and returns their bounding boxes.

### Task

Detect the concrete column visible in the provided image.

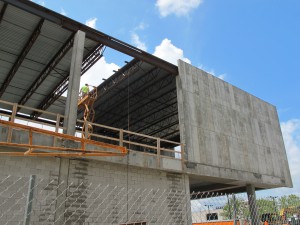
[54,158,70,225]
[54,30,85,225]
[184,174,192,225]
[246,184,260,225]
[64,30,86,135]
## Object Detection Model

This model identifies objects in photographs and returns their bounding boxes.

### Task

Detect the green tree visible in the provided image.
[221,195,300,221]
[279,195,300,209]
[278,194,300,221]
[257,199,277,214]
[221,196,250,220]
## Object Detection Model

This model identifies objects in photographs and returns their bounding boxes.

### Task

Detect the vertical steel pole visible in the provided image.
[233,194,237,225]
[157,138,160,167]
[7,103,17,142]
[23,175,36,225]
[119,129,123,146]
[227,194,232,220]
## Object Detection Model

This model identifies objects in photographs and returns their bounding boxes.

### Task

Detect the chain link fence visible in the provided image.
[0,175,299,225]
[191,192,300,225]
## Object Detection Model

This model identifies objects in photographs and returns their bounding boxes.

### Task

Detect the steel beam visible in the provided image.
[3,0,178,75]
[0,19,44,98]
[18,33,74,106]
[95,73,175,126]
[108,89,177,130]
[93,67,162,122]
[0,3,7,23]
[31,44,105,118]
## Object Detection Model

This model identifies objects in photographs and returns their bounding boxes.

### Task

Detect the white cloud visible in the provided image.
[62,57,119,97]
[80,57,119,88]
[135,22,147,31]
[218,74,226,80]
[31,0,45,5]
[60,8,67,16]
[131,33,147,51]
[281,119,300,179]
[153,38,191,65]
[39,0,45,6]
[198,65,227,80]
[269,119,300,196]
[85,17,97,29]
[156,0,203,17]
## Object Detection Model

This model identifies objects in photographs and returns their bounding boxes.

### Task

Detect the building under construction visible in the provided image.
[0,0,293,224]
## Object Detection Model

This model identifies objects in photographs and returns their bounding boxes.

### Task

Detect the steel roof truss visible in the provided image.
[81,45,105,74]
[121,94,178,130]
[94,67,161,120]
[3,0,178,74]
[98,61,140,97]
[0,2,7,23]
[107,88,177,129]
[96,74,174,125]
[32,43,105,118]
[18,33,75,107]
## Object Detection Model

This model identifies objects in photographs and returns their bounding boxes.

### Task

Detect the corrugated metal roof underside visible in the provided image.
[0,0,180,144]
[0,1,99,116]
[89,60,180,146]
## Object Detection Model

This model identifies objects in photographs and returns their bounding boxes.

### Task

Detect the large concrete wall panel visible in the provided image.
[177,60,292,188]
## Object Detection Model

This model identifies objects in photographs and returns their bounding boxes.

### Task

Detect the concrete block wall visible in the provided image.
[0,156,60,225]
[0,156,191,224]
[176,60,292,188]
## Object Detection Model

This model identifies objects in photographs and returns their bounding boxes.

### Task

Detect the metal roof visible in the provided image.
[0,0,180,143]
[0,0,103,116]
[91,59,179,145]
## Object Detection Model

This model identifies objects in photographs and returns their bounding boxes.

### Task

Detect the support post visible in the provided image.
[184,174,192,225]
[23,175,36,225]
[181,143,185,170]
[53,114,60,147]
[84,121,89,139]
[63,30,85,135]
[7,103,17,142]
[119,129,123,146]
[227,194,232,220]
[246,184,260,225]
[157,138,160,167]
[233,194,237,225]
[54,30,85,225]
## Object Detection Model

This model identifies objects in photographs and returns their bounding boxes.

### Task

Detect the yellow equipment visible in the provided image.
[77,86,97,139]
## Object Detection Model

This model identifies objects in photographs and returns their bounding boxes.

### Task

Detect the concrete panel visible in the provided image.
[177,60,292,188]
[0,126,8,141]
[161,157,182,171]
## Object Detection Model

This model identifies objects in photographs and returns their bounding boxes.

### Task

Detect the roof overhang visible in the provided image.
[0,0,180,143]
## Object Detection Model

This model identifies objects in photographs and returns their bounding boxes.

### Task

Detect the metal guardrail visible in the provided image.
[0,100,183,166]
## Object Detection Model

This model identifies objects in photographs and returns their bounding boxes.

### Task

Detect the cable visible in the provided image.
[126,66,130,222]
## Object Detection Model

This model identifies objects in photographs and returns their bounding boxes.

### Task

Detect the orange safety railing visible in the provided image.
[0,100,184,166]
[193,220,249,225]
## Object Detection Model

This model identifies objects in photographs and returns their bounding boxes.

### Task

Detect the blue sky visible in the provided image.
[32,0,300,196]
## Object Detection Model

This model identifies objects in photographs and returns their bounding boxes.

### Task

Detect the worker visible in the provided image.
[80,83,90,98]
